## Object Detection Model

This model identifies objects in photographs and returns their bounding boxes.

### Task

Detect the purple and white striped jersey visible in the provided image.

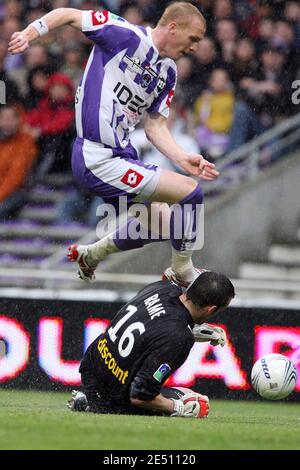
[76,10,177,156]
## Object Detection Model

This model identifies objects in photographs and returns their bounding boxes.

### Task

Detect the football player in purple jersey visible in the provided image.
[9,2,219,286]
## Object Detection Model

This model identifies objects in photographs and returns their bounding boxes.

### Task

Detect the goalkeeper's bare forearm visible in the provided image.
[131,394,174,415]
[8,8,82,55]
[131,392,210,418]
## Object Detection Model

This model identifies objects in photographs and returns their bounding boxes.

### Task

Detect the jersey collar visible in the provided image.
[146,26,161,59]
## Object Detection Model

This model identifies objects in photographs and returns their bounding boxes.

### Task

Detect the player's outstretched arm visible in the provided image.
[8,8,83,55]
[131,394,174,415]
[144,113,219,180]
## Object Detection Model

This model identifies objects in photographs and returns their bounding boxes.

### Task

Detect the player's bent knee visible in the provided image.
[152,171,199,204]
[178,176,198,197]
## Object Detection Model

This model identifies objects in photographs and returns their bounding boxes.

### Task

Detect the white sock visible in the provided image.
[87,233,120,265]
[171,248,196,282]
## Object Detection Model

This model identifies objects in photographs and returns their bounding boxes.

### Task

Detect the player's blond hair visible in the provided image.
[158,2,206,30]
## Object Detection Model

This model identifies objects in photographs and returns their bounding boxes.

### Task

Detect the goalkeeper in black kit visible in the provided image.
[68,271,235,418]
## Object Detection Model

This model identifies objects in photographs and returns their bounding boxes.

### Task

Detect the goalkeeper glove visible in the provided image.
[193,323,226,347]
[67,390,89,412]
[171,393,209,418]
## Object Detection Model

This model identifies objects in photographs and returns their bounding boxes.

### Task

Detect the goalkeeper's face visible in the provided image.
[180,293,232,324]
[197,299,233,324]
[192,305,218,324]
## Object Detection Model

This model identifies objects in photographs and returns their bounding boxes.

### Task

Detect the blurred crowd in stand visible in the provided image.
[0,0,300,224]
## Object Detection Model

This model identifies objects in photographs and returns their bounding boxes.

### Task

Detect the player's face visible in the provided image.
[193,305,217,323]
[166,18,206,61]
[192,298,233,323]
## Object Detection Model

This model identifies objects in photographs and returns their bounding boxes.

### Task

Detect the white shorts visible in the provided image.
[72,138,161,206]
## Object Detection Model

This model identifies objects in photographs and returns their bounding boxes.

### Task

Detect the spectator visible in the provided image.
[8,43,54,96]
[256,0,276,20]
[3,0,24,20]
[122,5,145,25]
[256,18,275,53]
[227,102,264,153]
[52,22,92,56]
[273,20,296,50]
[284,2,300,48]
[230,38,258,89]
[240,44,293,127]
[1,17,22,45]
[25,72,75,140]
[272,20,298,69]
[284,2,300,33]
[25,72,75,174]
[0,105,38,219]
[25,65,53,110]
[52,0,72,7]
[25,7,49,24]
[60,43,84,90]
[235,1,258,40]
[194,68,235,159]
[213,0,234,21]
[189,37,224,104]
[176,55,194,107]
[284,1,300,23]
[215,19,238,65]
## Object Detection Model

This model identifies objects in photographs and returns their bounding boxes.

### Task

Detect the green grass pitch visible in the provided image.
[0,390,299,450]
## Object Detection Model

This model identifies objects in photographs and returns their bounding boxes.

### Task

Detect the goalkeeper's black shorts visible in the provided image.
[81,367,184,416]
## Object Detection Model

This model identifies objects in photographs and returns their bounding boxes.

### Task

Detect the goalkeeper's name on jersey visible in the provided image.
[97,338,129,384]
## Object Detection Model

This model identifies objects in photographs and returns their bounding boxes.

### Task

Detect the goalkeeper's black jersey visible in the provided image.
[80,280,194,405]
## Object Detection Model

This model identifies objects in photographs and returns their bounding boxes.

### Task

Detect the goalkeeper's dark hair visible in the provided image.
[186,271,235,310]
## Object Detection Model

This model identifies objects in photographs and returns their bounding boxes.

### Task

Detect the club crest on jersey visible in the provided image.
[153,363,171,383]
[141,66,158,88]
[121,169,144,188]
[141,71,152,88]
[92,10,109,26]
